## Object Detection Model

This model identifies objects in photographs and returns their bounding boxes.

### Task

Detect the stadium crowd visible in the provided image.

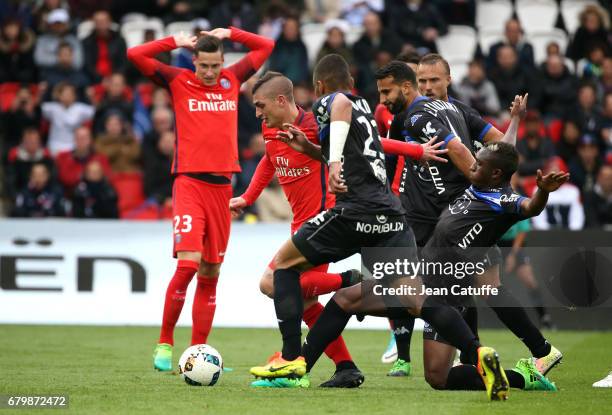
[0,0,610,228]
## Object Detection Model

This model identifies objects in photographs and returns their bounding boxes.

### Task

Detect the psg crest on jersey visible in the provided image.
[220,78,231,89]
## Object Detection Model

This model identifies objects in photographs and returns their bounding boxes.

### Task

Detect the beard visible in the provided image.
[388,93,407,115]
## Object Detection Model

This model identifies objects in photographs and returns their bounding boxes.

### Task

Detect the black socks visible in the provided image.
[273,268,303,360]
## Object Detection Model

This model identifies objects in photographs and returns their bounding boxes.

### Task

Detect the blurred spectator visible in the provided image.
[583,165,612,228]
[93,73,133,134]
[0,0,34,29]
[294,82,315,112]
[173,19,210,71]
[596,57,612,100]
[82,10,127,84]
[316,19,354,67]
[41,82,95,155]
[144,106,174,149]
[66,0,113,20]
[143,130,174,208]
[353,12,402,103]
[340,0,384,26]
[72,159,118,218]
[455,59,501,117]
[568,82,604,138]
[268,16,309,84]
[569,134,602,193]
[5,127,54,198]
[258,0,290,40]
[34,9,83,70]
[56,126,111,194]
[151,86,171,111]
[489,45,536,110]
[436,0,476,26]
[556,120,582,164]
[33,0,70,34]
[303,0,340,23]
[516,111,555,176]
[578,43,608,79]
[255,177,292,222]
[602,92,612,158]
[40,42,89,100]
[12,163,65,218]
[236,77,261,189]
[236,133,265,195]
[566,4,611,62]
[94,113,141,173]
[209,0,258,52]
[531,157,585,230]
[487,18,535,72]
[162,1,196,25]
[546,41,561,58]
[0,18,37,83]
[537,54,578,120]
[3,87,41,150]
[388,0,447,55]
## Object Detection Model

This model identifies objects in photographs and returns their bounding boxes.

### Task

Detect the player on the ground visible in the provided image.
[415,53,562,376]
[248,55,508,400]
[298,142,565,399]
[127,27,274,371]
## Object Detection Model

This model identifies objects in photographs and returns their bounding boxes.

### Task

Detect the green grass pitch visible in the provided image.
[1,325,610,414]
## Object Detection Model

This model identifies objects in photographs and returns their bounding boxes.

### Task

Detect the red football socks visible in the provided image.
[300,270,343,298]
[158,260,199,345]
[191,276,219,345]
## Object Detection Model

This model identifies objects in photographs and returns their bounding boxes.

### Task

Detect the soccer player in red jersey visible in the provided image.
[127,27,274,371]
[229,72,364,387]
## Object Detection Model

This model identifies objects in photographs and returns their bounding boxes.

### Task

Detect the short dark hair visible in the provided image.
[194,35,223,55]
[252,71,282,95]
[313,54,351,90]
[482,142,519,181]
[375,60,416,84]
[395,51,420,65]
[419,53,451,75]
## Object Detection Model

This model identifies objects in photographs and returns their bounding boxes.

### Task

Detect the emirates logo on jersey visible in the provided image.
[275,156,311,177]
[188,97,236,112]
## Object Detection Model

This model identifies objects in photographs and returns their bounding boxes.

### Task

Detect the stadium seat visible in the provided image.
[560,0,598,34]
[476,0,513,31]
[448,59,469,84]
[435,25,477,63]
[121,12,148,24]
[0,83,39,112]
[515,0,559,34]
[478,29,504,55]
[529,29,568,64]
[224,52,247,68]
[121,19,165,49]
[165,21,193,37]
[109,172,146,218]
[302,25,327,66]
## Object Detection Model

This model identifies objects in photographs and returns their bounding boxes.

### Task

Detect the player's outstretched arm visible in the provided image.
[380,137,448,163]
[277,123,324,161]
[500,93,528,146]
[127,33,193,80]
[328,94,352,194]
[520,169,570,217]
[202,27,274,83]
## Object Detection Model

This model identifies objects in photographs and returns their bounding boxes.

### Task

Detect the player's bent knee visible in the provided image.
[177,251,202,264]
[259,271,274,298]
[199,261,221,278]
[424,369,448,390]
[332,288,360,313]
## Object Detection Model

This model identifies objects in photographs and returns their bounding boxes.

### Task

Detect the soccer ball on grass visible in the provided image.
[178,344,223,386]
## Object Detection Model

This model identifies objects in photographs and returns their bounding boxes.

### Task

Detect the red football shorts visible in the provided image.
[266,219,329,272]
[172,175,232,263]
